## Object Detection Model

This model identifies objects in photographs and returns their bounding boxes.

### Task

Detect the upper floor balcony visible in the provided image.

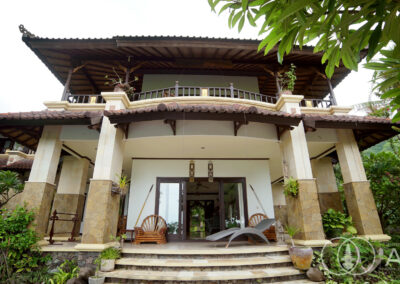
[20,31,347,113]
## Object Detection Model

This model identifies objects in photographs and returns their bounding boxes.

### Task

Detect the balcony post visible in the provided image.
[327,78,337,106]
[61,67,73,101]
[230,83,234,98]
[274,71,281,95]
[175,81,179,97]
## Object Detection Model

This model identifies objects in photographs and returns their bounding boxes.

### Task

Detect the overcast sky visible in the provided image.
[0,0,375,113]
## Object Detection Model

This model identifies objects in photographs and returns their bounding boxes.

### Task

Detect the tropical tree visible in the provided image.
[0,170,24,208]
[208,0,400,118]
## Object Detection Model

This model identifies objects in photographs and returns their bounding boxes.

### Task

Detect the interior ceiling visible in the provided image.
[64,135,335,182]
[23,36,361,99]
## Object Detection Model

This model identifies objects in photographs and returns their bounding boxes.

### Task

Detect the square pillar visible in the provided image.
[21,126,62,238]
[311,157,343,213]
[336,129,386,238]
[49,156,89,236]
[81,92,127,244]
[277,95,325,242]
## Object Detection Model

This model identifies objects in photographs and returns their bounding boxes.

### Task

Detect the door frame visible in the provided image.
[155,177,249,241]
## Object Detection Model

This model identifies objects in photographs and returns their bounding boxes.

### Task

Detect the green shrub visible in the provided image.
[322,208,357,238]
[283,177,299,197]
[50,259,79,284]
[100,247,120,260]
[0,205,51,282]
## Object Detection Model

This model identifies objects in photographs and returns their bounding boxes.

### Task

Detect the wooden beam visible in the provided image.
[61,67,73,101]
[164,119,176,135]
[233,121,248,136]
[327,78,338,105]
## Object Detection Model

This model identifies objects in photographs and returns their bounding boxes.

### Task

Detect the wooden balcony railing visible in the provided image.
[66,82,334,109]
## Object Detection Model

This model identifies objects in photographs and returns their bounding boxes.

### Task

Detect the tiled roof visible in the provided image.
[0,158,7,168]
[1,159,33,170]
[303,114,400,129]
[105,103,301,118]
[0,110,102,122]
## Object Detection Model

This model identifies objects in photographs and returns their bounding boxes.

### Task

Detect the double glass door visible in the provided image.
[156,178,247,241]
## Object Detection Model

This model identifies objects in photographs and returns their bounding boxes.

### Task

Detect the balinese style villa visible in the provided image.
[0,26,398,282]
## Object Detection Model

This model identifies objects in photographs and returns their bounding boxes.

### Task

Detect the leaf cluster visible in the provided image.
[283,176,299,197]
[0,170,24,208]
[99,247,121,260]
[322,208,356,238]
[0,206,51,282]
[49,259,79,284]
[209,0,400,79]
[278,63,296,91]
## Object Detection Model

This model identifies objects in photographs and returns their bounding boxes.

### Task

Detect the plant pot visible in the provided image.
[279,90,292,96]
[88,276,105,284]
[100,259,115,272]
[114,83,126,92]
[289,246,313,270]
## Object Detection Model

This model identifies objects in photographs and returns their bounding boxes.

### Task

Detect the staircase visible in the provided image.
[100,243,317,283]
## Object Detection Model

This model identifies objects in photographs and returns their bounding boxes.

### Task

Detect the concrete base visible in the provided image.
[75,242,118,252]
[22,181,56,238]
[286,179,325,240]
[81,179,121,244]
[358,234,392,242]
[48,193,85,236]
[318,192,343,213]
[343,181,383,235]
[289,239,332,247]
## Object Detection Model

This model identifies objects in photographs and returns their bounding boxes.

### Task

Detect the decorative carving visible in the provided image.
[19,25,36,38]
[189,160,195,182]
[208,161,213,182]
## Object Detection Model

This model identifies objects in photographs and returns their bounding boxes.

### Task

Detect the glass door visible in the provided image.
[220,179,247,229]
[156,179,183,241]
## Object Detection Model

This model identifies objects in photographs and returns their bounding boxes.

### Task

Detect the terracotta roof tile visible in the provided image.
[0,110,102,122]
[105,103,301,118]
[1,159,33,170]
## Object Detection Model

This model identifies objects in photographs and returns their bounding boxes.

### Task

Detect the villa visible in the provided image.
[0,26,398,282]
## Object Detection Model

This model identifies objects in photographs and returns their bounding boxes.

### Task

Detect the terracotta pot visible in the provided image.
[100,259,115,272]
[88,276,105,284]
[113,83,127,92]
[289,246,313,270]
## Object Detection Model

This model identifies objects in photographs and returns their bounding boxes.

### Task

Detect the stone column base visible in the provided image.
[81,180,120,244]
[318,192,344,214]
[286,179,325,240]
[48,193,85,236]
[22,181,56,238]
[344,181,383,235]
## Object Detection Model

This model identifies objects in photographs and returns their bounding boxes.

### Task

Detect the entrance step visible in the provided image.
[121,245,289,259]
[116,255,292,271]
[102,267,305,283]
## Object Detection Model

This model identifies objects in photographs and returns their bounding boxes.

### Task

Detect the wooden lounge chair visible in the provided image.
[205,218,275,248]
[249,213,277,241]
[134,215,167,245]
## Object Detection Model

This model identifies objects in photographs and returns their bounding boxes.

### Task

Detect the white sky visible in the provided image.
[0,0,374,113]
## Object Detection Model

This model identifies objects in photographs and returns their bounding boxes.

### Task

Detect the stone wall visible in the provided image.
[44,251,100,272]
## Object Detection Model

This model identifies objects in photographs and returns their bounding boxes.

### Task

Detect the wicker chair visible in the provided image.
[134,215,167,245]
[249,213,277,241]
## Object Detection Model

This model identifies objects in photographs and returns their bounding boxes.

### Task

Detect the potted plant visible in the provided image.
[111,174,130,195]
[286,225,313,270]
[278,63,296,96]
[104,68,138,100]
[283,177,299,197]
[90,257,106,284]
[322,208,357,239]
[99,247,121,272]
[111,233,127,249]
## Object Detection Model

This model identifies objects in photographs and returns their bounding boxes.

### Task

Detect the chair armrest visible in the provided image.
[134,227,144,236]
[158,227,167,235]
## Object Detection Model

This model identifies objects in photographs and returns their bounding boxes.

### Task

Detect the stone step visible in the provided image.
[264,280,321,284]
[101,267,305,283]
[115,255,292,271]
[121,245,289,259]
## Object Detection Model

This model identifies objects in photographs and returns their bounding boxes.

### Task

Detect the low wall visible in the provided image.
[44,251,100,272]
